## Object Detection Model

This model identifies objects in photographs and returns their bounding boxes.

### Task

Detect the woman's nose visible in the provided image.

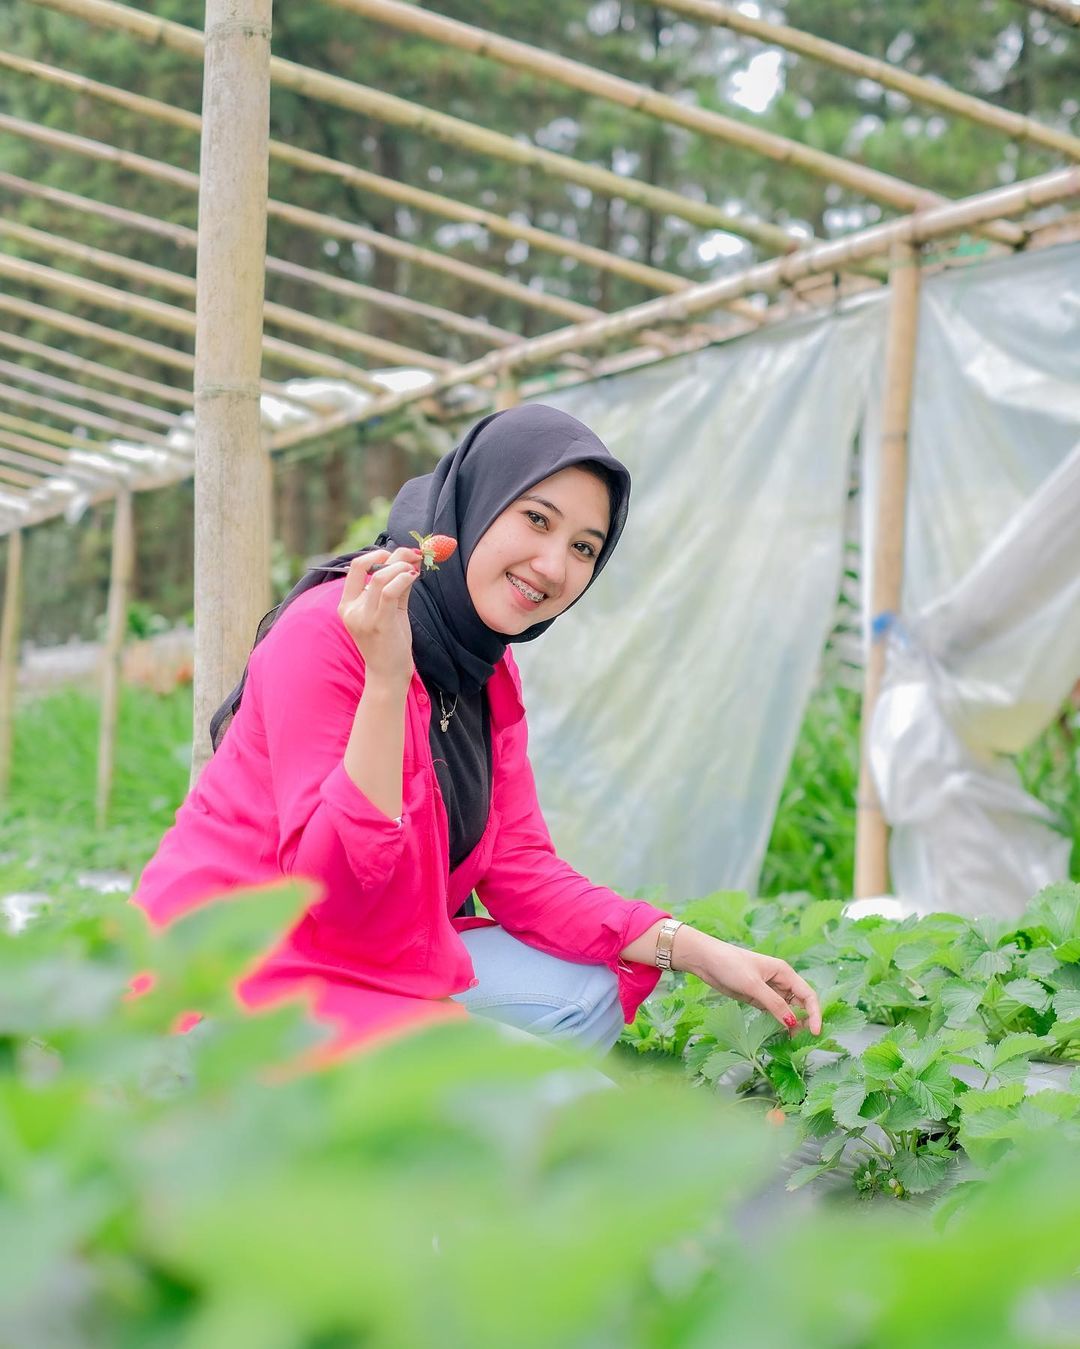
[532,545,566,589]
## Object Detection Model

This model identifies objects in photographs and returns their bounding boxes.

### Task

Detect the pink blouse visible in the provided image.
[132,576,669,1050]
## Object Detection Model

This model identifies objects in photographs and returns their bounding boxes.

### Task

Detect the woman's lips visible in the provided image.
[506,572,545,608]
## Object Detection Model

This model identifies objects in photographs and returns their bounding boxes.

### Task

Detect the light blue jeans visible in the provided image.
[451,925,625,1055]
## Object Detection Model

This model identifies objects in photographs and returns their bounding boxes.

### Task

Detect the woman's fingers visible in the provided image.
[765,962,823,1035]
[340,550,388,607]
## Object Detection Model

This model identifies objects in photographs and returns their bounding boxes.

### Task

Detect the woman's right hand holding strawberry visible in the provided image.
[338,547,422,693]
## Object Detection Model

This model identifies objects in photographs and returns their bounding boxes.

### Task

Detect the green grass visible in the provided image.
[0,684,193,900]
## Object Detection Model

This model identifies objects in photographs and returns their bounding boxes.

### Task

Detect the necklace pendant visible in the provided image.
[439,713,450,733]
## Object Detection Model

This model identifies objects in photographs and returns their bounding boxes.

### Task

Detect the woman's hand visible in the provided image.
[338,547,422,691]
[676,928,822,1034]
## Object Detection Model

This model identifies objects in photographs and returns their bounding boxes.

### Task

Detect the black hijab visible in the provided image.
[380,403,632,695]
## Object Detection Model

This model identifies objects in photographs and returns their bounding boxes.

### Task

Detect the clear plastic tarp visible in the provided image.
[865,243,1080,916]
[513,303,884,902]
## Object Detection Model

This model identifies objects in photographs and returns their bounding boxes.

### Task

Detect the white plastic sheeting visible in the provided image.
[513,303,884,902]
[865,243,1080,916]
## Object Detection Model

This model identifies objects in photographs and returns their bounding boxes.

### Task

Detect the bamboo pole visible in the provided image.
[0,357,181,429]
[853,242,922,898]
[0,381,175,450]
[25,0,795,254]
[0,291,308,413]
[0,171,518,350]
[494,373,521,411]
[0,446,80,485]
[0,112,600,325]
[190,0,273,785]
[1015,0,1080,27]
[0,327,194,409]
[0,432,125,487]
[0,218,451,373]
[0,252,393,394]
[268,164,1080,453]
[95,487,133,827]
[0,464,44,490]
[333,0,1025,249]
[0,52,701,301]
[662,0,1080,161]
[0,528,23,798]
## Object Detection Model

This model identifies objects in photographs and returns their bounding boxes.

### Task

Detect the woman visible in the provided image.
[134,405,820,1053]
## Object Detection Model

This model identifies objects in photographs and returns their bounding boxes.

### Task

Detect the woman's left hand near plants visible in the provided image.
[622,922,822,1034]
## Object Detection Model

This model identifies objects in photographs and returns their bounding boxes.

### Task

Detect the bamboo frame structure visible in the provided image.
[0,529,23,798]
[0,167,520,350]
[0,358,182,430]
[0,382,175,452]
[333,0,1026,250]
[190,0,273,785]
[0,112,601,326]
[267,165,1080,453]
[853,241,922,899]
[0,329,194,410]
[27,0,798,254]
[662,0,1080,161]
[96,487,133,828]
[0,50,706,303]
[0,217,451,374]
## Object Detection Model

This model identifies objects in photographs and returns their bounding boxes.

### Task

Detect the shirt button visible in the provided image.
[468,978,480,989]
[417,690,428,706]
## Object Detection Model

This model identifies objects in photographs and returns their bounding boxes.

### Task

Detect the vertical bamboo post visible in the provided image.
[0,528,23,799]
[191,0,273,783]
[494,372,521,411]
[96,488,134,829]
[854,240,922,898]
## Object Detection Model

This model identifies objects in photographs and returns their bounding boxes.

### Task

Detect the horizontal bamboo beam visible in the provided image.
[0,430,128,486]
[269,164,1080,452]
[0,250,392,393]
[0,290,309,412]
[0,461,47,489]
[0,445,73,480]
[0,217,451,372]
[0,112,598,326]
[663,0,1080,161]
[0,415,89,462]
[0,49,701,302]
[0,167,519,348]
[335,0,1024,249]
[0,326,194,408]
[1015,0,1080,27]
[0,356,180,429]
[26,0,796,254]
[0,384,174,450]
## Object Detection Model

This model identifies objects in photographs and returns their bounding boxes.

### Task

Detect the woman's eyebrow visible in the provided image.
[521,494,607,544]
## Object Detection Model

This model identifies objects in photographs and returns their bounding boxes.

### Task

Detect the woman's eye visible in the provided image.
[525,510,546,527]
[575,542,597,559]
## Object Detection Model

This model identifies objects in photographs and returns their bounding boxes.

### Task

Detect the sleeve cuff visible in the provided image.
[320,761,409,887]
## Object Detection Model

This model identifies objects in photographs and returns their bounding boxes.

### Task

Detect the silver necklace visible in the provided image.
[438,690,459,733]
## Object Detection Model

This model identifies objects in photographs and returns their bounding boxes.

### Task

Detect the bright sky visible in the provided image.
[728,49,784,115]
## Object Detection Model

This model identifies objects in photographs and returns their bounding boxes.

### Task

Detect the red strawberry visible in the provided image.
[765,1108,786,1128]
[410,531,458,570]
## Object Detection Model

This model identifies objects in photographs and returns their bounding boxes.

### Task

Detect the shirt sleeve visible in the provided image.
[249,600,434,970]
[475,707,671,1024]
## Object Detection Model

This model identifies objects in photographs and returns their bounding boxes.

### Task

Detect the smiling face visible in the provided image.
[464,465,612,636]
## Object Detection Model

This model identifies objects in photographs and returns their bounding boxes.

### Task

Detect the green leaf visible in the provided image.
[857,1091,891,1122]
[883,1093,926,1131]
[831,1080,868,1130]
[861,1038,905,1076]
[1052,989,1080,1022]
[820,1000,868,1036]
[1000,978,1051,1013]
[1028,882,1080,945]
[766,1058,806,1106]
[891,1149,950,1195]
[905,1061,956,1121]
[992,1033,1046,1068]
[970,948,1015,978]
[939,981,984,1027]
[1054,938,1080,964]
[959,1082,1026,1115]
[786,1158,842,1192]
[698,1049,743,1083]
